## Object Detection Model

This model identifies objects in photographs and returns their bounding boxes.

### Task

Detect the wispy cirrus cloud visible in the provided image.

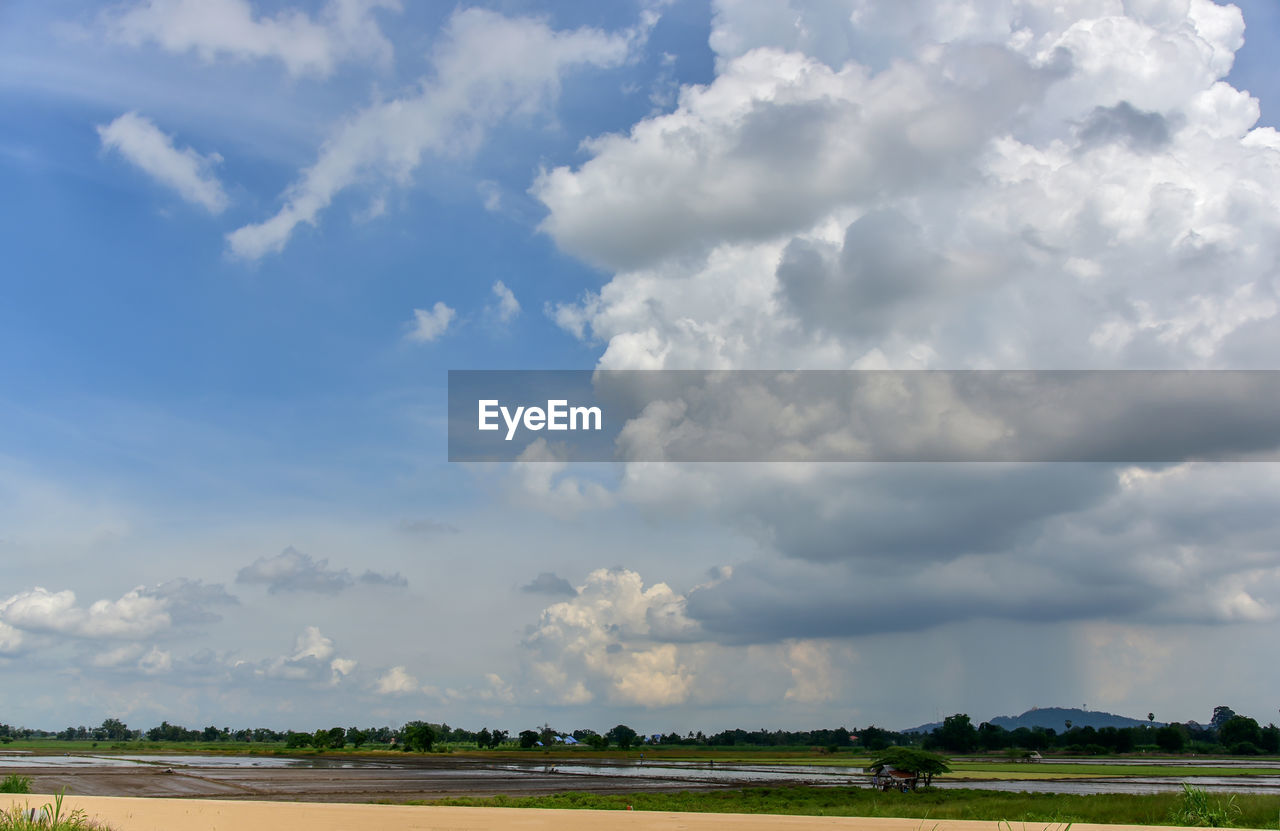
[101,0,400,79]
[225,8,638,259]
[97,112,229,213]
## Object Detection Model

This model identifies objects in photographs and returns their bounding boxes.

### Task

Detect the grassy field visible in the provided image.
[951,763,1280,778]
[420,785,1280,827]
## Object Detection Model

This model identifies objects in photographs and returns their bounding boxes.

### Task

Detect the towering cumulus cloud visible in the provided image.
[521,0,1280,686]
[540,0,1275,372]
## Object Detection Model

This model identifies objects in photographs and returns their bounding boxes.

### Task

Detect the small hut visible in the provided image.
[870,764,920,792]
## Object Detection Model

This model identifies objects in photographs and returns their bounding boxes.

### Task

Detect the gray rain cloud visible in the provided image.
[521,572,578,597]
[236,547,407,594]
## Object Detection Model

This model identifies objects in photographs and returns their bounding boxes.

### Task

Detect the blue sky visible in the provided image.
[2,0,1280,734]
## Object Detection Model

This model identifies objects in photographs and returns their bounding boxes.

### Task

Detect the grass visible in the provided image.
[0,792,113,830]
[0,778,31,795]
[952,762,1280,778]
[417,785,1280,826]
[1169,784,1244,827]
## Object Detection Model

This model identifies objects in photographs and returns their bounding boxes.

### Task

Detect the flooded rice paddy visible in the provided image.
[3,751,1279,801]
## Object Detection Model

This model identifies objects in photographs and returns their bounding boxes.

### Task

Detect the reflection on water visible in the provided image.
[4,752,1280,795]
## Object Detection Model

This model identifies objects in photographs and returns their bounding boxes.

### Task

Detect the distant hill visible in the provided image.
[903,707,1164,734]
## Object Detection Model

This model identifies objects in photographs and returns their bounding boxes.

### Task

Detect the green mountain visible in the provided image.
[904,707,1164,733]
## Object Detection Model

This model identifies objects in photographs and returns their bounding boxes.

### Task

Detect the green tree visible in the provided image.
[326,727,346,749]
[858,726,892,751]
[401,722,436,752]
[1258,724,1279,754]
[477,728,492,749]
[311,729,331,749]
[518,729,540,748]
[1218,716,1261,749]
[1156,724,1187,752]
[539,723,558,746]
[347,728,368,749]
[490,729,509,748]
[607,724,638,750]
[976,721,1009,751]
[100,718,130,741]
[869,747,951,787]
[1210,706,1237,731]
[934,714,978,754]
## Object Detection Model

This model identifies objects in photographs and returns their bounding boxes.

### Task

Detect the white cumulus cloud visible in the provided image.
[374,664,421,695]
[523,568,700,707]
[407,302,456,343]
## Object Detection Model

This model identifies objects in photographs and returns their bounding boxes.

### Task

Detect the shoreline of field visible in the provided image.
[6,794,1273,831]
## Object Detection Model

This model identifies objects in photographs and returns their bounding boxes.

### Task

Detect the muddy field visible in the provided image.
[7,752,1280,803]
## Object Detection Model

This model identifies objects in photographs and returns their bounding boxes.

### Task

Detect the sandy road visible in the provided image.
[2,794,1235,831]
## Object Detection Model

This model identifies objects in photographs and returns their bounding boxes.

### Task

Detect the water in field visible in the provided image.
[5,752,1280,794]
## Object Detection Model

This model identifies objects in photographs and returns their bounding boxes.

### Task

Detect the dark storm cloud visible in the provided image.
[236,547,407,594]
[731,463,1116,563]
[684,557,1145,643]
[680,463,1280,644]
[600,371,1280,463]
[521,572,577,597]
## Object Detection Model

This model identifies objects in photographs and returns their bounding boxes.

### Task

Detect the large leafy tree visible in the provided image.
[607,724,638,750]
[401,721,436,752]
[1210,706,1237,731]
[933,714,979,754]
[869,747,951,787]
[1218,716,1262,749]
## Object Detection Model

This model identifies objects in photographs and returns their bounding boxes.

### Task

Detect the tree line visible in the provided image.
[906,706,1280,756]
[2,705,1275,755]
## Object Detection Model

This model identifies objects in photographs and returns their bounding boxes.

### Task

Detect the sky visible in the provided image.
[1,0,1279,735]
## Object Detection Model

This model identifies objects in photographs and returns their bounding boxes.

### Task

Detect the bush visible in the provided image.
[0,775,31,794]
[1228,741,1261,756]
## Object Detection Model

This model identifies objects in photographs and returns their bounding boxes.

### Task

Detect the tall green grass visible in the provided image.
[0,792,113,830]
[1169,784,1243,827]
